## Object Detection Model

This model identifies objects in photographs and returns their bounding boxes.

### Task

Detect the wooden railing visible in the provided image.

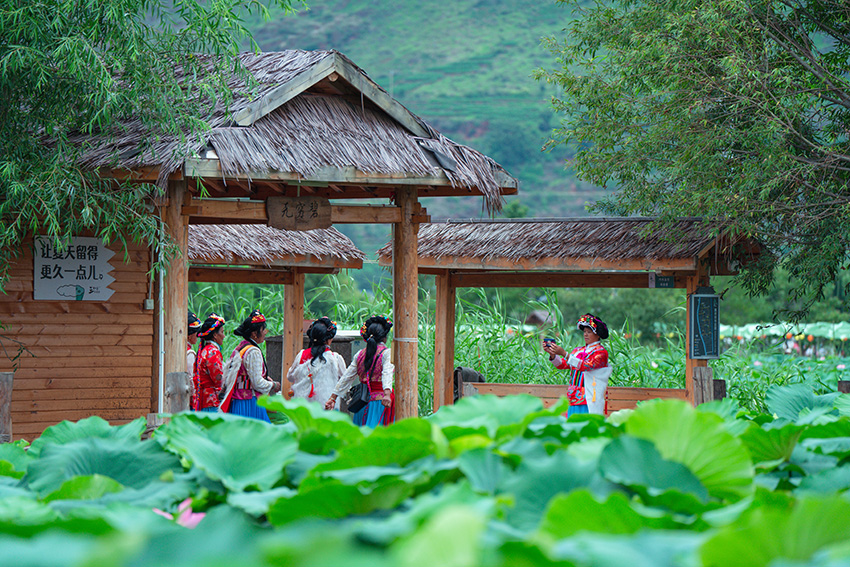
[460,381,689,415]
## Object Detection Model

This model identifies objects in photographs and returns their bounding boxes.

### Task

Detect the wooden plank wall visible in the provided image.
[0,239,155,440]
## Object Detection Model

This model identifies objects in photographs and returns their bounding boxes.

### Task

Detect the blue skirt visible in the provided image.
[229,397,271,422]
[567,404,589,417]
[199,407,219,413]
[352,400,388,427]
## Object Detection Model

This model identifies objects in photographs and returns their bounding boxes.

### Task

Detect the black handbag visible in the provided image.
[346,381,370,413]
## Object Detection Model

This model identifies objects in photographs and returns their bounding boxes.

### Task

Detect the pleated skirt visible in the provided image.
[229,397,271,422]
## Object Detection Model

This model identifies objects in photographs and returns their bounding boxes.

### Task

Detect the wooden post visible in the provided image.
[163,371,192,413]
[0,372,12,443]
[713,379,727,400]
[693,366,713,405]
[392,187,419,419]
[283,268,305,377]
[433,270,456,411]
[839,381,850,394]
[162,180,189,391]
[684,271,709,405]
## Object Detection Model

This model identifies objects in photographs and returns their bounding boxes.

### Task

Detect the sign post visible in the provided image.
[689,293,719,359]
[33,236,115,301]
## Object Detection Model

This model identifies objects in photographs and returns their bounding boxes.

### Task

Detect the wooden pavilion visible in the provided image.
[377,217,764,411]
[0,49,516,438]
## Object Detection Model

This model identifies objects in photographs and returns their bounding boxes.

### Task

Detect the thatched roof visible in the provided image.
[376,218,762,271]
[189,224,365,268]
[83,50,514,212]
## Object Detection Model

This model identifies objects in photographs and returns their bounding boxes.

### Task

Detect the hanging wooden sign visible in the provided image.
[33,236,115,301]
[267,196,332,231]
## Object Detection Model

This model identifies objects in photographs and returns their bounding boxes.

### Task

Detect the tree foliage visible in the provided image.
[538,0,850,316]
[0,0,297,283]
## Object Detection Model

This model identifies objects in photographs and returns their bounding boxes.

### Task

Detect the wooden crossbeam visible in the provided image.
[189,267,294,285]
[449,271,687,289]
[182,199,410,225]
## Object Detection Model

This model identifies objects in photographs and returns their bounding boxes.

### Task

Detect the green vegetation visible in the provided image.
[538,0,850,315]
[0,0,297,287]
[5,388,850,565]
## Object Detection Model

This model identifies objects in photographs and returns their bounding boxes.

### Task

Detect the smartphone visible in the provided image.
[543,338,556,345]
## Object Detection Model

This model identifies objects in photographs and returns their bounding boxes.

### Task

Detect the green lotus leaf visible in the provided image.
[309,418,447,475]
[0,496,115,538]
[0,444,32,478]
[26,437,182,497]
[551,530,705,567]
[448,433,494,455]
[28,416,146,458]
[625,399,754,500]
[701,496,850,567]
[227,486,297,517]
[766,384,840,422]
[789,445,838,477]
[353,482,494,546]
[43,474,124,503]
[391,505,486,567]
[799,437,850,459]
[566,437,612,463]
[537,489,676,541]
[260,396,364,452]
[427,394,546,439]
[116,505,268,567]
[458,448,509,495]
[267,478,412,526]
[301,455,459,497]
[0,532,100,567]
[796,465,850,495]
[833,395,850,417]
[599,436,709,507]
[740,421,804,470]
[261,521,391,567]
[497,449,604,533]
[158,413,298,492]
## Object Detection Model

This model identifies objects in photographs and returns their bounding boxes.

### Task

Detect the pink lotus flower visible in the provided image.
[838,364,846,370]
[753,361,763,367]
[153,498,205,529]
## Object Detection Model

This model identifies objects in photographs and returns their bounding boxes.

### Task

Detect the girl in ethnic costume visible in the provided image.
[286,317,346,407]
[325,315,395,427]
[192,313,226,413]
[221,309,281,421]
[543,313,613,416]
[187,311,202,374]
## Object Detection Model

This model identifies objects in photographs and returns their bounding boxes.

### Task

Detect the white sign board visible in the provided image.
[33,236,115,301]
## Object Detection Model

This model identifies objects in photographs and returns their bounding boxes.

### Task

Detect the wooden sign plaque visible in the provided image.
[267,196,332,231]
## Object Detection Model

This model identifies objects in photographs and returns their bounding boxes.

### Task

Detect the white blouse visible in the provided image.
[332,347,395,397]
[241,346,275,395]
[287,349,346,406]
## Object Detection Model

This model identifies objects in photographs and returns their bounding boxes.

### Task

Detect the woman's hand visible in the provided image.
[543,342,566,359]
[324,395,337,410]
[381,389,393,408]
[270,382,282,395]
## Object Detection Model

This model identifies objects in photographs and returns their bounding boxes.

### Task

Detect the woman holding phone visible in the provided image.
[543,313,612,416]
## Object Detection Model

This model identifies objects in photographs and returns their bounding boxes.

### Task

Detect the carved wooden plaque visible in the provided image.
[267,196,332,231]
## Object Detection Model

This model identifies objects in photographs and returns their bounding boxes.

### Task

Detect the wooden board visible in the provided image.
[0,238,156,440]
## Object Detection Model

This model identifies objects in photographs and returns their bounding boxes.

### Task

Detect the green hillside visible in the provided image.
[249,0,609,220]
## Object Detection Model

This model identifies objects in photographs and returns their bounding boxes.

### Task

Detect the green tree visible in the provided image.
[538,0,850,317]
[0,0,298,284]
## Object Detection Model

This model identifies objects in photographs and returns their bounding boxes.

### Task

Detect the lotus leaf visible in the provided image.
[391,505,486,567]
[701,496,850,567]
[766,384,840,422]
[26,437,182,497]
[624,399,754,500]
[158,413,298,492]
[27,416,146,458]
[740,421,804,470]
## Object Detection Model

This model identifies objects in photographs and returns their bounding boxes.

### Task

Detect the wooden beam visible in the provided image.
[162,180,190,403]
[684,270,709,406]
[332,53,431,138]
[393,187,419,419]
[184,199,403,226]
[185,158,463,189]
[379,254,698,273]
[232,55,338,126]
[449,271,686,289]
[433,271,455,411]
[283,269,305,383]
[189,267,294,285]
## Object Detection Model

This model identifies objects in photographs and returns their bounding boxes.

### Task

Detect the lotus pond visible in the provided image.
[3,386,850,566]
